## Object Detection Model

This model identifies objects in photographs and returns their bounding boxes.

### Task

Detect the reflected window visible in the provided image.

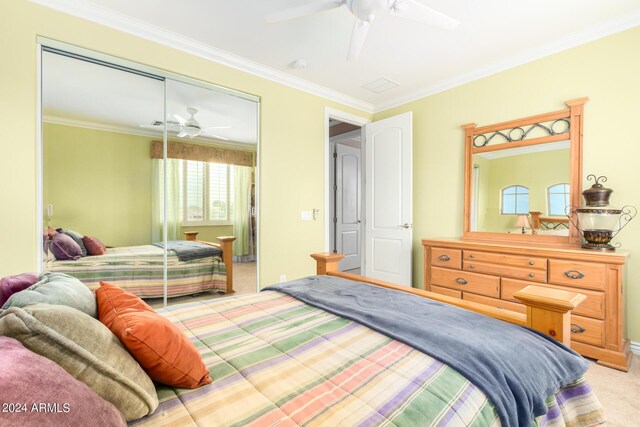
[180,160,234,224]
[501,185,529,215]
[548,183,570,216]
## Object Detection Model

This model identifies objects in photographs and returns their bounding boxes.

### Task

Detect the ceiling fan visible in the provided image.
[266,0,459,61]
[141,107,230,140]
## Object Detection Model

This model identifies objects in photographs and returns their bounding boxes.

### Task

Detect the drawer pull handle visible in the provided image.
[529,273,534,278]
[571,323,586,334]
[469,264,475,269]
[469,254,475,259]
[455,278,468,285]
[438,255,450,262]
[564,270,585,280]
[528,261,534,266]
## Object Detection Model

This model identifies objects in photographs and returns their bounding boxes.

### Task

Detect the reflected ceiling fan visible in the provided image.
[266,0,459,60]
[141,107,230,140]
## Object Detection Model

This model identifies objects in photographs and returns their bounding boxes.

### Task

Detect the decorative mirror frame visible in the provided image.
[461,97,589,246]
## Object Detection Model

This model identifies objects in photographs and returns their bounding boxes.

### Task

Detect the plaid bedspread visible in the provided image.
[131,291,604,427]
[46,245,226,298]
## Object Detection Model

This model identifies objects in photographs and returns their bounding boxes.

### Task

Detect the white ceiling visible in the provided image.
[42,51,259,144]
[34,0,640,112]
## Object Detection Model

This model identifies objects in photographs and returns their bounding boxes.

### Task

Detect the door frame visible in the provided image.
[324,108,370,256]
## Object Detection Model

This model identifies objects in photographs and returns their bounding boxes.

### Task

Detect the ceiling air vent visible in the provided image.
[362,77,399,94]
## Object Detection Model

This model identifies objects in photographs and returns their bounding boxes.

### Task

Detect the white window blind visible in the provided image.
[181,160,233,224]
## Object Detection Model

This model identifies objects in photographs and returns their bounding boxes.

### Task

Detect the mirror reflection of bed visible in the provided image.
[471,141,571,236]
[41,49,258,307]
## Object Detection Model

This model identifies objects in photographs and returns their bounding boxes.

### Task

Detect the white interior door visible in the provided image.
[336,143,361,271]
[364,112,412,286]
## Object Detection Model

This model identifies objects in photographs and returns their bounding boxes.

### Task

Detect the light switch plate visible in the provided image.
[301,211,313,221]
[313,208,320,220]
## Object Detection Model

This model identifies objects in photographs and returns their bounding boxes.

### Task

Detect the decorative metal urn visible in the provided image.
[567,175,636,251]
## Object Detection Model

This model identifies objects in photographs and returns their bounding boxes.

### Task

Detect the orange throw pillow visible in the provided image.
[96,282,212,389]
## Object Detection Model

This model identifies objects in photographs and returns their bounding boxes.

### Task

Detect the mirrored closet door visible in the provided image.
[40,45,259,307]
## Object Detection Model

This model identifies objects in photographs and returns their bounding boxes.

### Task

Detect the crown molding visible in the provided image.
[374,9,640,113]
[43,115,257,149]
[30,0,374,114]
[30,1,640,116]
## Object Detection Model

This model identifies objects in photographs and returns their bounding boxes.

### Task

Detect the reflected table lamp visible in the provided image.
[515,214,531,234]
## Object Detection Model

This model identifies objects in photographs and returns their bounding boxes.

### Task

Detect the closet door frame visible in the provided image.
[36,38,261,302]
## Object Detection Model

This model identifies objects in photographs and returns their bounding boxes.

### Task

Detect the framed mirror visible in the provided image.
[462,98,588,245]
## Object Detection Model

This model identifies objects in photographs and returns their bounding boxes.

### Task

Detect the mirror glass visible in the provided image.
[470,141,571,235]
[42,48,259,308]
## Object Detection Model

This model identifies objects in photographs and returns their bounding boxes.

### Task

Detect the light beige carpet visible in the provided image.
[584,355,640,425]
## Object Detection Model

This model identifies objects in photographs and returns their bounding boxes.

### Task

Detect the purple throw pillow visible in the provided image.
[0,337,126,427]
[0,273,39,307]
[51,233,82,261]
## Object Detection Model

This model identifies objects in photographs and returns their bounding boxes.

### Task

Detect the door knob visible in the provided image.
[399,223,412,229]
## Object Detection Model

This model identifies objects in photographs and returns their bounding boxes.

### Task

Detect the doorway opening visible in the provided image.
[329,119,364,274]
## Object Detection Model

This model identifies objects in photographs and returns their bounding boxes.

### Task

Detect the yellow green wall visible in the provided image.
[375,26,640,342]
[478,149,570,232]
[42,123,243,247]
[0,1,369,286]
[43,123,153,247]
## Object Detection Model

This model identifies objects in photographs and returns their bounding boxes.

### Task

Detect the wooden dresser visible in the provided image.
[423,238,631,370]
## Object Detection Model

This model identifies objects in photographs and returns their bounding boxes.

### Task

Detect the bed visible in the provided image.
[46,237,235,299]
[130,253,605,427]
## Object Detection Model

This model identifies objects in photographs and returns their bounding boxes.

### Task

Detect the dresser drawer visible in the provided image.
[430,247,462,269]
[463,292,526,314]
[430,285,461,299]
[571,315,605,347]
[548,260,606,291]
[430,267,500,298]
[501,278,605,320]
[463,260,546,283]
[464,251,547,270]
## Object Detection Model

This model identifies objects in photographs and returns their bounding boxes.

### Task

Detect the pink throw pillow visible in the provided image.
[0,337,126,426]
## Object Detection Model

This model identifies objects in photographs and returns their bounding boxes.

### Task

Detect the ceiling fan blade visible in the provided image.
[391,0,459,30]
[173,114,188,126]
[347,19,370,61]
[266,0,344,23]
[202,132,230,141]
[176,130,188,138]
[139,124,163,130]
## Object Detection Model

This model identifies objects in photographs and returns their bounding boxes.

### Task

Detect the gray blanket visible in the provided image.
[264,276,589,427]
[152,240,221,262]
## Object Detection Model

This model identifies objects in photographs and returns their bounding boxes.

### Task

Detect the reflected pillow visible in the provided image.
[51,233,82,260]
[0,273,39,307]
[83,235,106,256]
[59,228,87,257]
[2,272,97,318]
[0,336,126,427]
[47,226,57,239]
[0,304,158,421]
[97,282,212,389]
